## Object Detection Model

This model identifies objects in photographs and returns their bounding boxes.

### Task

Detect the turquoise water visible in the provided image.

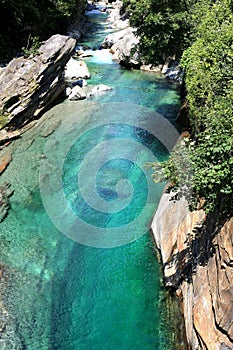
[0,9,183,350]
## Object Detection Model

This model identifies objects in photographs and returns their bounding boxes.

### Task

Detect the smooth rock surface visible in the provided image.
[0,35,76,128]
[102,28,132,48]
[65,57,91,80]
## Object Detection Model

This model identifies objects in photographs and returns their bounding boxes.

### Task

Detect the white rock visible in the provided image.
[65,87,72,96]
[82,79,88,87]
[68,85,86,100]
[91,84,112,94]
[65,57,91,80]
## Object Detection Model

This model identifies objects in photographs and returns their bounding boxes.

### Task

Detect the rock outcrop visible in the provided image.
[104,28,140,67]
[0,34,76,129]
[102,28,132,48]
[152,191,233,349]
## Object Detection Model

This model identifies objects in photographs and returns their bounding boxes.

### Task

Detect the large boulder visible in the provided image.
[64,57,91,80]
[109,28,140,68]
[102,28,131,48]
[0,34,76,128]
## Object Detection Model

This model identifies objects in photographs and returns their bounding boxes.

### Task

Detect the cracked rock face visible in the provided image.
[0,34,76,129]
[152,191,233,349]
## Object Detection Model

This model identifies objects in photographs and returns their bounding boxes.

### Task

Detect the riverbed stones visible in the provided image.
[0,183,13,222]
[106,1,129,29]
[0,152,12,174]
[0,34,76,128]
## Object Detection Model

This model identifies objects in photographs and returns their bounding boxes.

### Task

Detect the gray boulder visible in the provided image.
[0,183,13,223]
[102,28,131,48]
[109,28,140,67]
[0,34,76,128]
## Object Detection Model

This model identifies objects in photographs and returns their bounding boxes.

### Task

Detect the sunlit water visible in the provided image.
[0,8,184,350]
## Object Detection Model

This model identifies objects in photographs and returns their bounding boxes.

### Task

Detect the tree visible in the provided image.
[123,0,197,64]
[148,0,233,215]
[0,0,86,60]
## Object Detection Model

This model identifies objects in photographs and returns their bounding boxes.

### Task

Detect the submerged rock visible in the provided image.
[90,84,112,94]
[0,151,12,174]
[0,35,76,128]
[0,183,13,222]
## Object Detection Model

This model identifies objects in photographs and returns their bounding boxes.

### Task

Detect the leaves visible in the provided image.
[142,0,233,214]
[0,0,86,59]
[123,0,196,64]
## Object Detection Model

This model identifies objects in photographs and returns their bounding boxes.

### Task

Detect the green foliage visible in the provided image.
[148,0,233,215]
[22,35,41,57]
[123,0,197,64]
[0,110,10,128]
[0,0,86,60]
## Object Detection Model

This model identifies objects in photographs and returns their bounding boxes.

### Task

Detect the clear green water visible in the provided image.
[0,9,183,350]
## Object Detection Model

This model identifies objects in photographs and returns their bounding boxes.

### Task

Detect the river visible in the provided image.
[0,6,185,350]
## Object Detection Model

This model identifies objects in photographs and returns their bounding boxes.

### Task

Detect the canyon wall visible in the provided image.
[152,191,233,350]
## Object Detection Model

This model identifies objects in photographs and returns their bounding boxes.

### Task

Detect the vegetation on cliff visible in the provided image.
[0,0,86,60]
[123,0,233,215]
[122,0,196,64]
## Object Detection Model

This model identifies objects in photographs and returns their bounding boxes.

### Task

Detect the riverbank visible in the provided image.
[151,183,233,349]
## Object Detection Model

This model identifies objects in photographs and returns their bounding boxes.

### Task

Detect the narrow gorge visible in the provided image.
[0,1,232,350]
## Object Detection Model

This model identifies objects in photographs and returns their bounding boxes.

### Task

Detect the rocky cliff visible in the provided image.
[152,191,233,349]
[0,34,76,130]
